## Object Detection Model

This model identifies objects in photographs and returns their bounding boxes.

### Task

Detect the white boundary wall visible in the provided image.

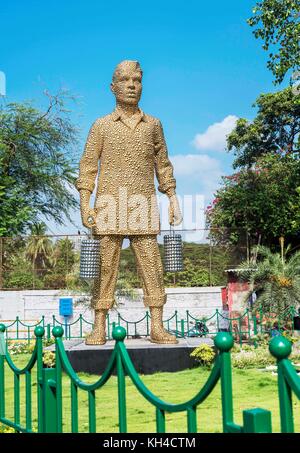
[0,287,223,336]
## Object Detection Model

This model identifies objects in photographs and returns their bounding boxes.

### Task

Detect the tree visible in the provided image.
[238,245,300,318]
[44,237,78,289]
[25,222,53,275]
[206,154,300,248]
[3,252,44,290]
[0,90,79,236]
[248,0,300,84]
[50,237,76,271]
[227,87,300,168]
[0,170,32,236]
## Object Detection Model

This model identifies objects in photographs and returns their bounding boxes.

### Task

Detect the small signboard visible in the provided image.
[59,298,73,317]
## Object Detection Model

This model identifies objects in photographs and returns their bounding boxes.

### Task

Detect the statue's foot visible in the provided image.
[85,330,106,345]
[150,329,178,344]
[85,309,108,345]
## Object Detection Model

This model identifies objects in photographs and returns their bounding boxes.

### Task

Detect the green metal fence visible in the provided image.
[2,317,45,344]
[2,306,299,344]
[0,323,299,433]
[185,309,253,345]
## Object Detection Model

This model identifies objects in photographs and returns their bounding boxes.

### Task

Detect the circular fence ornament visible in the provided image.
[79,237,100,279]
[163,229,184,273]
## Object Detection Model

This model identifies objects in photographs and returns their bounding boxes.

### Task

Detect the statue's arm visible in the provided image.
[154,120,176,194]
[154,120,182,226]
[76,119,103,228]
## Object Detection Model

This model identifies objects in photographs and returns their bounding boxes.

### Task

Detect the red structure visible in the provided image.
[225,269,250,312]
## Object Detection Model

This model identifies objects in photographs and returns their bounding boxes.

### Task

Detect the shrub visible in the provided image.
[231,347,275,369]
[7,342,29,355]
[0,423,15,433]
[282,331,299,344]
[4,271,44,289]
[27,343,36,354]
[43,338,55,347]
[7,339,54,355]
[42,351,55,368]
[190,344,215,367]
[231,343,242,353]
[240,344,255,352]
[249,333,270,347]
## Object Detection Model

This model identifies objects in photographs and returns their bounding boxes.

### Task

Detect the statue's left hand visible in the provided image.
[168,195,183,226]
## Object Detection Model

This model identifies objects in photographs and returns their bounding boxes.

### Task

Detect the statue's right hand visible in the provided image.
[81,207,98,229]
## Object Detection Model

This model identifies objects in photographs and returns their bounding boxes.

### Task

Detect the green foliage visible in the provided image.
[164,257,210,287]
[282,330,299,344]
[231,347,275,369]
[7,342,30,355]
[115,258,140,300]
[0,423,15,433]
[231,341,300,369]
[190,344,216,367]
[43,272,67,289]
[0,151,32,236]
[207,154,300,247]
[118,242,238,288]
[43,338,55,347]
[249,333,270,347]
[208,85,300,250]
[3,251,44,289]
[227,88,300,169]
[238,245,300,316]
[51,237,76,272]
[163,242,242,287]
[42,351,56,368]
[2,236,244,290]
[248,0,300,84]
[2,233,84,290]
[7,339,55,356]
[0,91,79,236]
[25,223,54,275]
[27,343,36,354]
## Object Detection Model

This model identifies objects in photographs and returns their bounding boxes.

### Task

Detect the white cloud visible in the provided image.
[172,153,222,201]
[192,115,238,152]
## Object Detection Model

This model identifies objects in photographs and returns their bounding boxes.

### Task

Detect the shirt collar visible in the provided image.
[111,107,147,123]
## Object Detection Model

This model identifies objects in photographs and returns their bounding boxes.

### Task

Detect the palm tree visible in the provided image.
[239,245,300,318]
[25,222,53,275]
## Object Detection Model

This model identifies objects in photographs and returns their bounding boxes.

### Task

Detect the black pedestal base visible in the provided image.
[56,337,214,375]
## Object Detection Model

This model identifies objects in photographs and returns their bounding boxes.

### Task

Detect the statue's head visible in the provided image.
[111,60,143,106]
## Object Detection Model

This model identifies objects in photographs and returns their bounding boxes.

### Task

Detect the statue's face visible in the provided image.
[111,66,142,106]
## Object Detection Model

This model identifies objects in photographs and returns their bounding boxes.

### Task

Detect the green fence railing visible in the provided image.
[2,317,45,344]
[0,324,299,433]
[256,306,298,335]
[185,309,252,346]
[269,336,300,433]
[3,306,299,344]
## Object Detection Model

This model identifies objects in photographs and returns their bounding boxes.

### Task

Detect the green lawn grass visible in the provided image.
[1,354,300,433]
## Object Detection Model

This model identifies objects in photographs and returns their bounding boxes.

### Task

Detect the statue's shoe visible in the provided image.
[150,329,178,344]
[85,331,106,345]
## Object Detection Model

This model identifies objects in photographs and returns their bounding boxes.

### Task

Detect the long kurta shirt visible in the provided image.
[76,108,176,235]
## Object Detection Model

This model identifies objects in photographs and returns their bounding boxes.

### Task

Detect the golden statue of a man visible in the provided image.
[76,60,182,344]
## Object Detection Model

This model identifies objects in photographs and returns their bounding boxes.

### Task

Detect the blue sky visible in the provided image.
[1,0,284,234]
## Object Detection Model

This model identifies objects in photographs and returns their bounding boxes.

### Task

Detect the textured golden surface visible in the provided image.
[91,235,166,309]
[85,309,107,345]
[76,108,176,234]
[149,306,178,344]
[77,60,182,344]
